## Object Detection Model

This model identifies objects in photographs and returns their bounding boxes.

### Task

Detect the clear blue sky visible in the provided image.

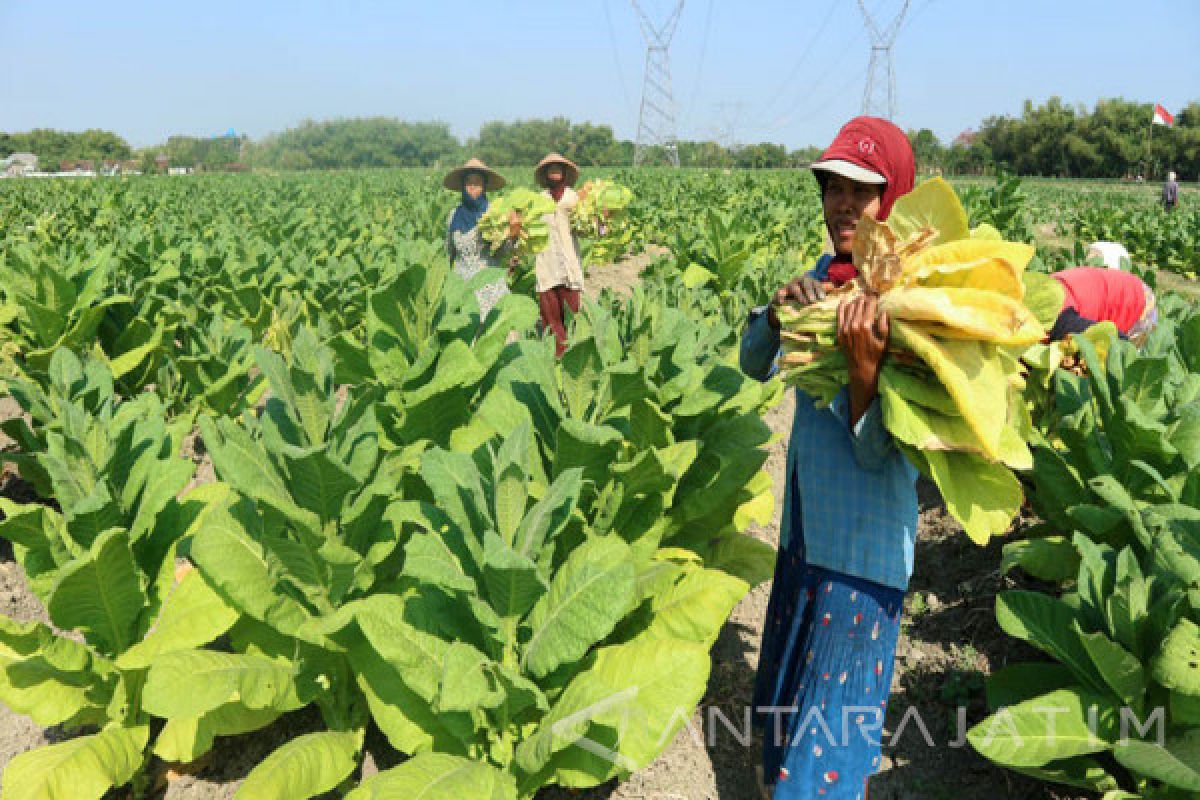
[2,0,1197,149]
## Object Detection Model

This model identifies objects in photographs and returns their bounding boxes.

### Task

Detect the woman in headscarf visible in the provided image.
[444,158,519,316]
[531,153,588,357]
[740,117,918,800]
[1045,265,1157,346]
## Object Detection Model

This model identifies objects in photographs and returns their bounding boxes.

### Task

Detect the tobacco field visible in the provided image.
[0,169,1197,800]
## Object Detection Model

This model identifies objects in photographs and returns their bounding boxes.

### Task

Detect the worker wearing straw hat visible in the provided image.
[443,157,520,317]
[532,153,588,357]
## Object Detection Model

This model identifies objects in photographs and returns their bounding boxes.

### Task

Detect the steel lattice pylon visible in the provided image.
[858,0,910,120]
[632,0,684,167]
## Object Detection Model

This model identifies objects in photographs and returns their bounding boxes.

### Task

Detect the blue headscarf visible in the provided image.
[449,170,489,235]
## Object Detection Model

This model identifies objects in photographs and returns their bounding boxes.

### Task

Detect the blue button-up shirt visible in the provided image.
[740,255,918,590]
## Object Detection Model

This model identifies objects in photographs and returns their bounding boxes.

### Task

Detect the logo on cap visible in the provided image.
[858,138,877,155]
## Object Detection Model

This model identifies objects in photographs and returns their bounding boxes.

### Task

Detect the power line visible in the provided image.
[760,0,932,144]
[899,0,935,35]
[602,0,638,130]
[756,0,841,120]
[679,0,714,133]
[757,64,869,140]
[755,24,869,134]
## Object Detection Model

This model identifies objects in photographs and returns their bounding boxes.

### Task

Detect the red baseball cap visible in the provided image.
[811,116,915,221]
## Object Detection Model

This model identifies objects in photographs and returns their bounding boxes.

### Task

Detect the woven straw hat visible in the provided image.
[534,153,579,187]
[443,158,506,191]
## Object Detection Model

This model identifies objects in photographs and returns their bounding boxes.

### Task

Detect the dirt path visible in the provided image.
[584,246,671,301]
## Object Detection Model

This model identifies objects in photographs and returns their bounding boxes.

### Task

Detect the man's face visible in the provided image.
[546,166,564,184]
[822,173,884,256]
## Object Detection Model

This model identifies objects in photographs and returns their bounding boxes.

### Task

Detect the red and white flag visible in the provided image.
[1152,103,1175,126]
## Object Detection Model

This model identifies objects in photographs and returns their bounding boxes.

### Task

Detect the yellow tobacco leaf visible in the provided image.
[880,375,990,455]
[889,321,1009,460]
[882,287,1045,346]
[922,449,1023,545]
[904,240,1036,300]
[886,177,970,248]
[881,370,1030,471]
[970,223,1003,240]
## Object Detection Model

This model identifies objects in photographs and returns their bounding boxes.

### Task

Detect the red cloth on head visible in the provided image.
[1052,268,1148,334]
[816,116,915,222]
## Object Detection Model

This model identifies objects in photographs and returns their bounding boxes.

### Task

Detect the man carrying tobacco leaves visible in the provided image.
[741,117,919,800]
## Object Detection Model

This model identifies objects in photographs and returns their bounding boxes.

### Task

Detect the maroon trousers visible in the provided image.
[537,286,581,357]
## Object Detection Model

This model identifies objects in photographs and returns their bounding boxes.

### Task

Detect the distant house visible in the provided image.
[953,129,978,148]
[223,162,248,173]
[60,159,96,173]
[1,152,38,177]
[154,153,170,173]
[100,159,143,176]
[167,166,194,176]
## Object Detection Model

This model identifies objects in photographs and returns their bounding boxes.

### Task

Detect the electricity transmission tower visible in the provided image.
[858,0,910,120]
[632,0,684,167]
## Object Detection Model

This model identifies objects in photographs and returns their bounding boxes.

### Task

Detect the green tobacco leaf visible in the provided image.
[403,531,476,594]
[482,532,547,622]
[705,533,777,587]
[143,650,304,719]
[350,639,475,757]
[419,449,494,545]
[1,724,149,800]
[1010,755,1119,792]
[995,591,1106,695]
[186,490,317,642]
[1001,536,1080,583]
[515,638,710,781]
[553,421,623,486]
[279,444,358,526]
[355,595,453,704]
[985,662,1077,711]
[492,423,532,545]
[1152,618,1200,695]
[154,702,280,764]
[198,415,319,533]
[344,752,517,800]
[437,642,503,714]
[1074,624,1146,707]
[107,317,163,381]
[233,731,361,800]
[117,568,239,670]
[46,528,147,657]
[392,341,487,447]
[1171,690,1200,725]
[1113,729,1200,791]
[628,567,748,648]
[967,687,1119,768]
[0,645,108,729]
[513,468,582,560]
[521,537,636,679]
